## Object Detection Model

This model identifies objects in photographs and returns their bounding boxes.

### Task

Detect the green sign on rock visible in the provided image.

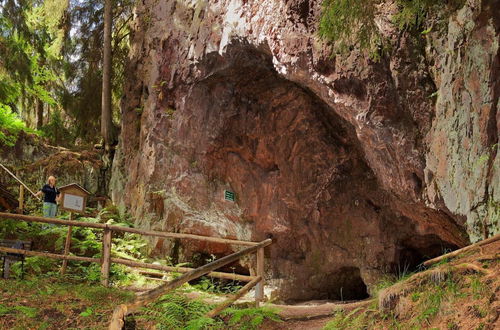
[224,190,235,202]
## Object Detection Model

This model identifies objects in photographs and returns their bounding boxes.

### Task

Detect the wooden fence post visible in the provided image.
[255,247,264,307]
[101,227,112,287]
[18,185,24,213]
[60,212,73,275]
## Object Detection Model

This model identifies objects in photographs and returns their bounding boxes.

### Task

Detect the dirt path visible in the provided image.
[262,316,331,329]
[271,299,373,320]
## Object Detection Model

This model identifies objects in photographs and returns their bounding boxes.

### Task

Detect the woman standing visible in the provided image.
[35,176,60,218]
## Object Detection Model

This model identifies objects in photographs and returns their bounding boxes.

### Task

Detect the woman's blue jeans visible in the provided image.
[43,202,58,218]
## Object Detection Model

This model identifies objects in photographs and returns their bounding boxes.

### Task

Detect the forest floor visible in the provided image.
[1,240,492,330]
[0,277,134,329]
[0,206,498,329]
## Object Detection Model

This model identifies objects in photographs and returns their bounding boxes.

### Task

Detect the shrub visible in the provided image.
[318,0,381,56]
[0,104,35,146]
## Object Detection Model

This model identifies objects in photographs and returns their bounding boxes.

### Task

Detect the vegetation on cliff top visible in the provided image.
[318,0,466,58]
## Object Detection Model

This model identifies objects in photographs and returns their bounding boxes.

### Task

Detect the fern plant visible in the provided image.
[139,293,224,329]
[222,305,282,330]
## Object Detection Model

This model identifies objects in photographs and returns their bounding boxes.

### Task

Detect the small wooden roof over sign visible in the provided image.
[59,183,90,196]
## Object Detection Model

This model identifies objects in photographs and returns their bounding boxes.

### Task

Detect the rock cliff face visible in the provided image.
[111,0,499,301]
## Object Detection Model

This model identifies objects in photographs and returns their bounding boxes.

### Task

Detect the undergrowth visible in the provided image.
[139,292,281,330]
[0,206,149,285]
[0,204,276,328]
[0,276,134,329]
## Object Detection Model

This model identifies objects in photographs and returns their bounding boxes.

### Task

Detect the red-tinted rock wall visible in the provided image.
[111,0,498,300]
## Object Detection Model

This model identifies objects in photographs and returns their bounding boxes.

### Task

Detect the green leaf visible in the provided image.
[421,26,433,35]
[80,307,94,317]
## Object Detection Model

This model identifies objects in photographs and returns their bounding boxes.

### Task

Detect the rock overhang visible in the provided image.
[111,0,499,301]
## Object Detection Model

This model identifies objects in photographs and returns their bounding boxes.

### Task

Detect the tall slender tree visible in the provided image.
[101,0,113,149]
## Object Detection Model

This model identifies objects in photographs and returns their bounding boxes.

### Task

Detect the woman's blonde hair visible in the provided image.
[47,176,56,184]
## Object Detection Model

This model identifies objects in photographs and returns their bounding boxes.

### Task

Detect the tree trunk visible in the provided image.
[101,0,113,149]
[36,99,44,129]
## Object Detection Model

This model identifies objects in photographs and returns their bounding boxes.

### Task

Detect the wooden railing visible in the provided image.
[0,212,271,328]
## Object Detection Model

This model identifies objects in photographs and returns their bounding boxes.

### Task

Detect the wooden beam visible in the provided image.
[109,239,272,330]
[0,212,259,246]
[61,213,74,275]
[0,212,108,229]
[101,228,112,287]
[0,247,100,263]
[206,276,262,318]
[0,164,39,199]
[18,185,24,213]
[106,225,259,246]
[255,247,265,307]
[423,233,500,267]
[112,257,256,282]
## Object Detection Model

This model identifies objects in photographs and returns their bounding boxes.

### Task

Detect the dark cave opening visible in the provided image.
[188,251,250,275]
[324,267,370,301]
[394,235,461,273]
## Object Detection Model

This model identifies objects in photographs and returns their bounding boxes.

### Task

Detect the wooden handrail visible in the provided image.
[0,212,264,282]
[0,212,259,246]
[108,226,259,246]
[0,163,40,200]
[0,246,100,263]
[109,239,272,330]
[0,212,108,229]
[111,257,256,282]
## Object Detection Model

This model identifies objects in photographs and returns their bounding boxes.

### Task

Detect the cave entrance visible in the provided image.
[323,267,369,301]
[394,235,460,273]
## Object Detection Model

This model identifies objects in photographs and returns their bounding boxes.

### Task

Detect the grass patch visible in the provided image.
[324,307,375,330]
[469,275,486,299]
